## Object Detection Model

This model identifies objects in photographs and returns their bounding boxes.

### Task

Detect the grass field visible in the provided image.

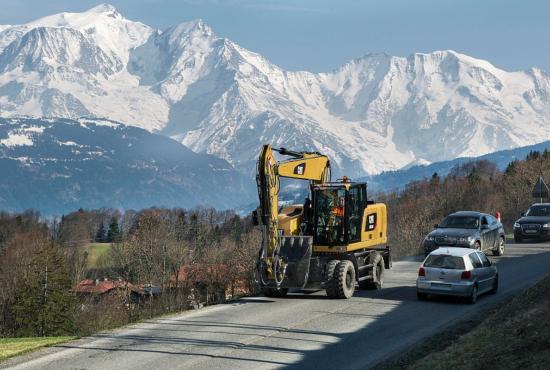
[0,337,76,361]
[85,243,113,268]
[409,274,550,369]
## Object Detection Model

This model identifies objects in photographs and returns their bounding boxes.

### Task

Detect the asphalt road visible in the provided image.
[4,241,550,370]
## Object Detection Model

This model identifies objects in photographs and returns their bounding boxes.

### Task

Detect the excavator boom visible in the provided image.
[256,144,330,287]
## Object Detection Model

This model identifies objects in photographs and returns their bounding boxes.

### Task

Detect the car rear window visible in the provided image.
[424,255,466,269]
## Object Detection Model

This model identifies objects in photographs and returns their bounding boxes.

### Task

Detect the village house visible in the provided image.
[72,278,160,305]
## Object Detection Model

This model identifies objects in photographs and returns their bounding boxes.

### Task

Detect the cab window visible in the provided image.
[346,186,363,243]
[314,188,346,245]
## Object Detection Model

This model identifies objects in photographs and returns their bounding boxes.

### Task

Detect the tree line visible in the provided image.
[1,149,548,338]
[0,207,259,337]
[382,150,550,256]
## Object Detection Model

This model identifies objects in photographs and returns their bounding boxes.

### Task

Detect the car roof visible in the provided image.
[449,211,483,217]
[429,247,475,257]
[530,203,550,207]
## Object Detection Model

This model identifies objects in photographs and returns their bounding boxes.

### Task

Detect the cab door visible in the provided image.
[345,185,364,243]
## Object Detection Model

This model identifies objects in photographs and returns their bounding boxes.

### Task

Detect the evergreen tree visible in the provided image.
[13,243,76,337]
[107,217,121,243]
[175,209,187,242]
[230,215,243,242]
[526,150,540,161]
[505,160,518,174]
[95,222,106,243]
[429,172,440,188]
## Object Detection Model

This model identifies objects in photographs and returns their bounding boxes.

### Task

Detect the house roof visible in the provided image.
[72,278,162,295]
[72,278,136,294]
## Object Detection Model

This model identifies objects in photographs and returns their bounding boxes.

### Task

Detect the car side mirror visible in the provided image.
[521,212,525,217]
[434,224,439,228]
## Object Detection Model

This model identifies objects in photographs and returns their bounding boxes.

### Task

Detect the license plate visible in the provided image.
[431,282,451,290]
[525,230,538,234]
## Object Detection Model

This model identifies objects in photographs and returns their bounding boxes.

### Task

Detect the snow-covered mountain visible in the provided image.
[0,116,254,215]
[2,4,550,177]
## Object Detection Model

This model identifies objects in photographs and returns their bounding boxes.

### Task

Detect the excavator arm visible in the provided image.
[256,144,330,287]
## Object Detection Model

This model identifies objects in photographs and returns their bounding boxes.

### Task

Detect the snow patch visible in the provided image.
[0,133,34,147]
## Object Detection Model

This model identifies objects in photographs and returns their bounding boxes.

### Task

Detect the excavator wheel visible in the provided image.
[359,252,384,290]
[324,259,340,298]
[326,260,356,299]
[262,287,288,298]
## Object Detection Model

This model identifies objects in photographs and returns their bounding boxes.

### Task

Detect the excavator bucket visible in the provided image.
[278,236,313,289]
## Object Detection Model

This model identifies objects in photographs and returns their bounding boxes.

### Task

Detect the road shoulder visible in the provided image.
[374,273,550,369]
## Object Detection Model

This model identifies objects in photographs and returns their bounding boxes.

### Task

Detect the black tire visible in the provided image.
[359,252,384,290]
[333,260,356,299]
[474,241,482,251]
[417,291,428,301]
[514,236,523,244]
[467,284,478,304]
[325,259,340,298]
[493,237,505,256]
[490,275,498,295]
[262,286,288,298]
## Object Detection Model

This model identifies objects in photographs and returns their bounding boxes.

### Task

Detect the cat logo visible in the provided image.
[294,163,306,175]
[366,213,377,231]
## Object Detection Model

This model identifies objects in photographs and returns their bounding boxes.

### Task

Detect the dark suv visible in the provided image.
[513,203,550,243]
[423,211,505,257]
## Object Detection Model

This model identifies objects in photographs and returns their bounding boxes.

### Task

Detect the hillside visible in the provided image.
[366,139,550,193]
[0,117,254,215]
[410,274,550,369]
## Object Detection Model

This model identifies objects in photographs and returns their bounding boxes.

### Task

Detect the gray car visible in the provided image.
[416,247,498,303]
[513,203,550,243]
[423,211,505,257]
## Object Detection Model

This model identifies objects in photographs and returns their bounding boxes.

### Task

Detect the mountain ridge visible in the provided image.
[0,116,254,215]
[1,4,550,178]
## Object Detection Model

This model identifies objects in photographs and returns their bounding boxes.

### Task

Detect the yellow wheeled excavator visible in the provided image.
[253,144,391,299]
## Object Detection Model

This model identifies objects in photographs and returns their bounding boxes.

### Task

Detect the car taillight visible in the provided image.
[418,267,425,277]
[461,270,471,279]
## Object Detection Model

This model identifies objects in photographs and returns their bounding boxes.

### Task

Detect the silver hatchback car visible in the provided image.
[416,247,498,303]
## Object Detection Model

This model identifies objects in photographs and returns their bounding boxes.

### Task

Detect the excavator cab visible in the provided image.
[311,183,367,246]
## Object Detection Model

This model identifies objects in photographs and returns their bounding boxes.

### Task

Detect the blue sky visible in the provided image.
[1,0,549,73]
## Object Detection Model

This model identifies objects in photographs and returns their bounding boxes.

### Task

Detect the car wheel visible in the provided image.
[474,241,482,251]
[490,275,498,295]
[417,291,428,301]
[493,237,505,256]
[467,284,478,304]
